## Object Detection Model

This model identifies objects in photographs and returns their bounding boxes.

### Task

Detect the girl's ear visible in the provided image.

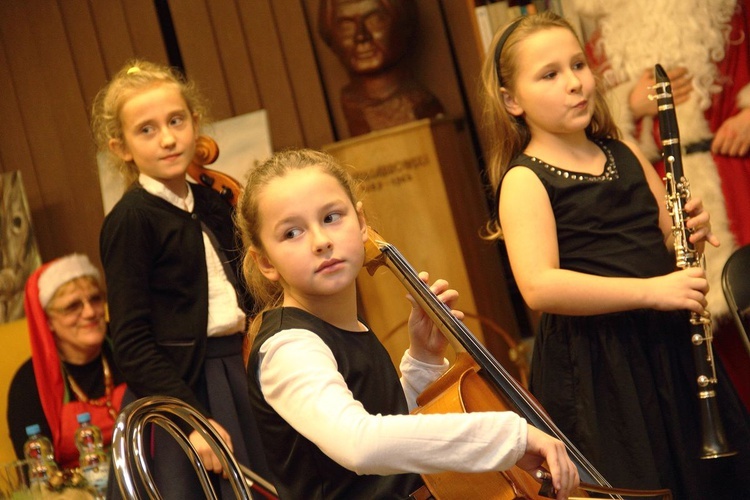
[250,247,280,282]
[501,88,524,117]
[108,138,133,162]
[356,201,368,244]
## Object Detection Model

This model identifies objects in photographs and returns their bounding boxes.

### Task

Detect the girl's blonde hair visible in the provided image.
[236,149,362,317]
[90,59,209,188]
[479,11,619,239]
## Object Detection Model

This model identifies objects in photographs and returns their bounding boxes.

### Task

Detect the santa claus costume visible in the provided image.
[577,0,750,410]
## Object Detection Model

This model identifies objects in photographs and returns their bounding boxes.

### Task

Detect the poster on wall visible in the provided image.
[98,109,273,215]
[0,171,42,323]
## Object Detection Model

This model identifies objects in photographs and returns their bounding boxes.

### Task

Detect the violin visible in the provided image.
[187,135,252,363]
[187,135,242,206]
[363,228,672,500]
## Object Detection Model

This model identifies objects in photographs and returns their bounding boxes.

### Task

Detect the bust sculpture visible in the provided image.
[318,0,445,136]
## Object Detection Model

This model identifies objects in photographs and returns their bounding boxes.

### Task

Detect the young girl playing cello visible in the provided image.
[237,148,579,499]
[481,11,750,499]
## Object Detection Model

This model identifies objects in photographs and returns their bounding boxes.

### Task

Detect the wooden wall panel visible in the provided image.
[0,0,101,264]
[122,0,173,65]
[56,1,107,103]
[0,37,47,244]
[167,0,234,119]
[88,1,142,74]
[438,0,488,156]
[0,0,168,266]
[204,0,262,113]
[25,2,102,225]
[272,0,335,148]
[235,0,306,148]
[413,0,468,123]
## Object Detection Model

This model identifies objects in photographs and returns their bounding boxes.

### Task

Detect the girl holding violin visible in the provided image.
[92,59,271,499]
[239,148,580,499]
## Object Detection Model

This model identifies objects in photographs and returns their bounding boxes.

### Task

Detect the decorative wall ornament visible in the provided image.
[0,171,42,323]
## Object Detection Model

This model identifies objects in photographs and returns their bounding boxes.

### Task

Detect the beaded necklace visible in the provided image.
[65,355,117,420]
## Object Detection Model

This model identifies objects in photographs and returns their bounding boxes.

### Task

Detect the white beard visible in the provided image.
[576,0,736,109]
[574,0,739,316]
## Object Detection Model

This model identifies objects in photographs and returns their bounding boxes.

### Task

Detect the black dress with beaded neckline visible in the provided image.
[511,139,673,279]
[504,138,750,499]
[523,140,619,182]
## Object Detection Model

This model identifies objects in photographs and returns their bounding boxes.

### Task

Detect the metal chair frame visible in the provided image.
[111,395,277,500]
[721,244,750,359]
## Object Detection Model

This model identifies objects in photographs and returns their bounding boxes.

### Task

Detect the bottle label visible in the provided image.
[28,460,52,482]
[82,463,110,492]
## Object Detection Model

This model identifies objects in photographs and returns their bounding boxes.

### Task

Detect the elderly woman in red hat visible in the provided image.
[7,253,126,470]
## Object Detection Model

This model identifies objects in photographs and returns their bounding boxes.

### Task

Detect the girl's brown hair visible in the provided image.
[90,59,209,188]
[479,11,619,239]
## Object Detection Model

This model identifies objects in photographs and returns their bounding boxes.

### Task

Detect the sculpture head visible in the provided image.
[318,0,417,75]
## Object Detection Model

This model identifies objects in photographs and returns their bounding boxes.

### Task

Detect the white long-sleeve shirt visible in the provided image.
[256,328,528,476]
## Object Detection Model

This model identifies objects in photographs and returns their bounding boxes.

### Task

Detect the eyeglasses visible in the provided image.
[47,293,106,318]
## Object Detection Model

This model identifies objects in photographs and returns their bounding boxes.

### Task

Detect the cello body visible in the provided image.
[364,231,672,500]
[414,353,574,499]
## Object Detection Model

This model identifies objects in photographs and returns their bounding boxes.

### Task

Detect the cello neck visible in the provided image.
[363,233,613,490]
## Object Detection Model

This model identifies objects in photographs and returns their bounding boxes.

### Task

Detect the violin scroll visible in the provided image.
[188,135,242,206]
[194,134,220,165]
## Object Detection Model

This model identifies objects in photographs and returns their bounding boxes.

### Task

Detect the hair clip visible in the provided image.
[126,66,141,75]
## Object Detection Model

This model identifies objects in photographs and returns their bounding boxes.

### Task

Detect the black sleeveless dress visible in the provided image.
[508,139,750,499]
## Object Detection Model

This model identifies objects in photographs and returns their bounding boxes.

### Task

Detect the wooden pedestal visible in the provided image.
[323,119,522,379]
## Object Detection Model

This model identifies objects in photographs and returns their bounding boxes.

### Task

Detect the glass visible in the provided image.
[1,462,96,499]
[0,460,32,499]
[46,294,105,318]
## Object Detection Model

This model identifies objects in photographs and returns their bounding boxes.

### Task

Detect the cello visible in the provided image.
[363,228,672,499]
[187,135,242,205]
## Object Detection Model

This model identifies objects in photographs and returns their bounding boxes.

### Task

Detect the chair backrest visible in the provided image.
[110,395,278,500]
[721,244,750,358]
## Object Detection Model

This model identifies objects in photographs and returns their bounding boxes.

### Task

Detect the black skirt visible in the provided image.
[108,334,274,499]
[530,308,750,500]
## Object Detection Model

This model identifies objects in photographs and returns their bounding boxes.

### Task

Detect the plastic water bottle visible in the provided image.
[23,424,59,489]
[74,412,110,499]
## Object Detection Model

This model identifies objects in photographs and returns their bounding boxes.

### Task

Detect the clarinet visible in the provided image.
[651,64,736,459]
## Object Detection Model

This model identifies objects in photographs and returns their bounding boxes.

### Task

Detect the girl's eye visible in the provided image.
[284,228,302,239]
[170,115,185,126]
[541,71,557,80]
[324,213,342,224]
[139,125,155,135]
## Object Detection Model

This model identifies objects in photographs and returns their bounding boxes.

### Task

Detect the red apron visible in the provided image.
[54,383,127,469]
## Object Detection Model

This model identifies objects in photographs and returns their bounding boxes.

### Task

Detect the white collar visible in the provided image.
[139,174,194,212]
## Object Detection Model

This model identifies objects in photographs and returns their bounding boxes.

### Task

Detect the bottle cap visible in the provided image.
[76,412,91,424]
[25,424,41,436]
